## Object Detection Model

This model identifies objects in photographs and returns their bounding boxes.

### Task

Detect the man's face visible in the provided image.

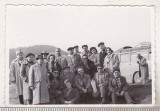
[113,71,120,78]
[68,49,74,55]
[27,55,35,62]
[82,55,88,63]
[66,82,72,89]
[82,47,88,52]
[17,53,23,60]
[37,59,44,65]
[53,71,59,78]
[78,68,84,76]
[74,48,78,52]
[97,66,103,73]
[99,45,105,51]
[55,49,61,56]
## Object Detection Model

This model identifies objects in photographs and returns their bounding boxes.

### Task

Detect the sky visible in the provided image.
[6,6,152,52]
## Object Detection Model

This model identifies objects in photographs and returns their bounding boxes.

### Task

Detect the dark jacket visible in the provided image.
[82,59,97,78]
[109,76,129,92]
[98,51,107,67]
[60,88,79,104]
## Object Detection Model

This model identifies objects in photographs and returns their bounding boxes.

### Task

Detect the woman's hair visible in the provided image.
[105,47,113,54]
[90,47,98,54]
[48,54,55,61]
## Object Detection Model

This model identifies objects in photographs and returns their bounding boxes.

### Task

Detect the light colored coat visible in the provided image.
[10,59,24,95]
[20,61,34,100]
[28,63,50,104]
[103,54,120,77]
[66,54,83,72]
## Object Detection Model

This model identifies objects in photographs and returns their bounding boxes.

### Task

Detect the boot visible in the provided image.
[19,95,24,104]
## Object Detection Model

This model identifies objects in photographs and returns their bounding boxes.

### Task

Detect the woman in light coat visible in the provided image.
[29,55,50,105]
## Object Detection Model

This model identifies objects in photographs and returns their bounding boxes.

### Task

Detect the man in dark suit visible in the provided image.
[66,47,83,74]
[60,80,79,104]
[109,69,134,104]
[81,54,97,79]
[98,42,107,67]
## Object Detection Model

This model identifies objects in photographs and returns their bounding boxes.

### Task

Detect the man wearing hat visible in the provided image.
[74,45,81,55]
[20,53,35,104]
[81,45,91,57]
[91,65,109,104]
[10,49,24,104]
[97,42,107,67]
[66,47,83,73]
[41,51,49,65]
[60,66,76,90]
[28,54,50,104]
[55,48,68,72]
[108,69,134,104]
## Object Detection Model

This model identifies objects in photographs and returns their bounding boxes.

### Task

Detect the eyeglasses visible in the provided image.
[78,70,83,72]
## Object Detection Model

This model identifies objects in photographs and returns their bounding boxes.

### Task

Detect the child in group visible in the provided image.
[49,71,62,104]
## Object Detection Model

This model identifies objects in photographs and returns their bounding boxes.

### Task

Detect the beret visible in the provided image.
[25,53,35,58]
[113,68,120,72]
[67,47,74,51]
[98,42,104,47]
[82,45,88,48]
[96,64,103,68]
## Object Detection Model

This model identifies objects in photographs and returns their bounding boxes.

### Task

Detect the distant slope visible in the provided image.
[9,45,67,65]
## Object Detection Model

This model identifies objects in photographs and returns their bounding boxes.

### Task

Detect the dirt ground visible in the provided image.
[9,82,152,105]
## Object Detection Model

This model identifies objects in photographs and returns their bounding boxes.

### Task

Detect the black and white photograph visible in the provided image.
[7,6,153,105]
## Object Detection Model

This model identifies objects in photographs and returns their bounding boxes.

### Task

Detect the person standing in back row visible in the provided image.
[10,49,24,104]
[66,47,83,74]
[20,53,35,104]
[98,42,107,67]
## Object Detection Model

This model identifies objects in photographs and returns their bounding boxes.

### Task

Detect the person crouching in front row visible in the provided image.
[91,65,109,104]
[109,69,134,104]
[28,55,50,105]
[75,67,92,104]
[60,80,79,104]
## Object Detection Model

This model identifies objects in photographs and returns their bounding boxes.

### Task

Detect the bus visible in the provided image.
[115,42,151,83]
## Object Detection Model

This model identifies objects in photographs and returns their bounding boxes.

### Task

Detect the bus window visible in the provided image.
[120,53,130,63]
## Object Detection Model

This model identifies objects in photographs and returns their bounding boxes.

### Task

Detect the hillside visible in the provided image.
[9,45,67,65]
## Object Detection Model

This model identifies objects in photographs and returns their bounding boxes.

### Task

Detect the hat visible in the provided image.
[25,53,35,58]
[36,55,44,60]
[82,45,88,48]
[16,50,23,55]
[113,68,120,72]
[67,47,74,51]
[98,42,105,47]
[74,45,79,48]
[63,66,70,70]
[41,51,49,55]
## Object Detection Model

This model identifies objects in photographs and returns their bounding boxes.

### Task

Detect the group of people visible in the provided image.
[10,42,149,105]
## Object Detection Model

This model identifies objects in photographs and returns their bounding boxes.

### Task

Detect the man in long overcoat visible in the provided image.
[28,55,50,104]
[10,50,24,104]
[20,53,35,104]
